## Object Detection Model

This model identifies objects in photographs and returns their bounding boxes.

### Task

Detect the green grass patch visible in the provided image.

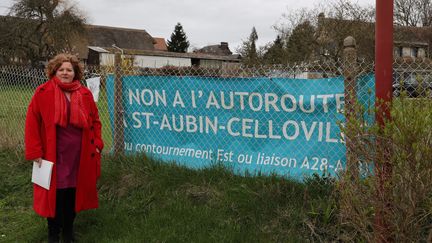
[0,149,337,242]
[0,85,113,149]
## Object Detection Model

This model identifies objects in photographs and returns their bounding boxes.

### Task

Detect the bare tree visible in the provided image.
[395,0,422,26]
[2,0,86,65]
[275,0,375,62]
[329,0,375,21]
[274,7,317,42]
[394,0,432,26]
[417,0,432,26]
[317,1,375,62]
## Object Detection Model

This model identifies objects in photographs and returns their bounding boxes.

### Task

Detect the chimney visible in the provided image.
[220,42,229,48]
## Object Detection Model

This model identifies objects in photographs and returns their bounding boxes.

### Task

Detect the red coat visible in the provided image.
[25,80,104,218]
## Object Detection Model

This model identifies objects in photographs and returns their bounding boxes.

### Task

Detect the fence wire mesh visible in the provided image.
[0,59,430,176]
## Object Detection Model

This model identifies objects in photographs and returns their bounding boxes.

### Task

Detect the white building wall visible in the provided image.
[394,47,401,57]
[402,47,412,57]
[100,53,115,66]
[134,56,191,68]
[418,48,426,58]
[97,53,191,68]
[200,59,222,68]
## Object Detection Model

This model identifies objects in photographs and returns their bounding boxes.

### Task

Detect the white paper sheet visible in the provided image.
[31,160,54,190]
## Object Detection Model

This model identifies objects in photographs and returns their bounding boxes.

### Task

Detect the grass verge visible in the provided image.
[0,149,338,242]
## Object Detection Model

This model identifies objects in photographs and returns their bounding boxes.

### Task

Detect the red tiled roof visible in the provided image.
[153,37,168,51]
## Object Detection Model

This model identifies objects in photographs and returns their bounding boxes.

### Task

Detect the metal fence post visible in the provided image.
[343,36,358,177]
[375,1,394,241]
[114,52,124,155]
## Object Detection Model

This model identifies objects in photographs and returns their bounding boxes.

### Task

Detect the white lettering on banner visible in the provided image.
[128,89,345,114]
[242,118,253,138]
[317,94,333,113]
[249,92,263,111]
[201,91,344,114]
[132,112,154,128]
[280,94,296,112]
[124,142,345,173]
[173,91,185,107]
[127,113,343,143]
[318,122,323,141]
[265,93,279,112]
[303,122,317,141]
[191,90,203,108]
[157,114,218,134]
[226,117,240,136]
[125,88,346,145]
[336,94,345,113]
[282,121,300,140]
[256,152,297,167]
[133,143,214,160]
[299,95,315,113]
[235,92,248,110]
[220,91,234,109]
[129,89,167,107]
[206,91,220,109]
[217,149,234,162]
[191,91,197,108]
[268,120,281,139]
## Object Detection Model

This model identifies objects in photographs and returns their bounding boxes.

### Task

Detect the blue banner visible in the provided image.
[107,75,375,180]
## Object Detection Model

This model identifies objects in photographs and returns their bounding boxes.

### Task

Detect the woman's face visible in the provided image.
[55,62,75,83]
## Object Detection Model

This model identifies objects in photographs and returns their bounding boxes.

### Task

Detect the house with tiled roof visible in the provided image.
[75,25,156,65]
[77,25,240,68]
[153,37,168,51]
[393,25,432,59]
[316,13,432,61]
[195,42,233,56]
[0,14,240,68]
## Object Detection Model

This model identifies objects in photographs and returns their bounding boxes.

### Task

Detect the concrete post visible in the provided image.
[113,52,124,155]
[343,36,358,177]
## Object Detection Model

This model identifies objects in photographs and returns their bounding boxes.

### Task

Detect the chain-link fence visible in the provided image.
[2,56,431,178]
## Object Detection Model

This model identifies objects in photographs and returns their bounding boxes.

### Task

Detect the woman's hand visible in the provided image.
[35,158,42,168]
[96,148,100,153]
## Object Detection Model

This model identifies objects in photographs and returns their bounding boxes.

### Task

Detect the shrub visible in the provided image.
[339,96,432,241]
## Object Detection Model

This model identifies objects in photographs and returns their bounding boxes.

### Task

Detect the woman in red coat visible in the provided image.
[25,53,104,243]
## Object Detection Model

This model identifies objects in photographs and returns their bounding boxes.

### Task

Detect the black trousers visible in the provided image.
[47,188,76,243]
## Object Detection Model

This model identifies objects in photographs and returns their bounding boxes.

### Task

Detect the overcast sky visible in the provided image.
[0,0,375,52]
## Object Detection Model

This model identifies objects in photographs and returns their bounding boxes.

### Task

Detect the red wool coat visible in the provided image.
[25,80,104,218]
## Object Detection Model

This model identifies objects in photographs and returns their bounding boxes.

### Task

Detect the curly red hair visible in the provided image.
[45,53,84,81]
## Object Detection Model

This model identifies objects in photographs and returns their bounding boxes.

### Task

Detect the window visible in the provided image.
[394,47,401,57]
[411,47,419,57]
[396,47,403,57]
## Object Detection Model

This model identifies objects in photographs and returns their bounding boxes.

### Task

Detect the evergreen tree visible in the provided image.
[262,35,285,64]
[167,23,190,53]
[285,21,315,63]
[238,27,260,65]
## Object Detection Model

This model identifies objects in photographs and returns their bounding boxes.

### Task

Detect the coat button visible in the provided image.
[91,139,94,144]
[91,126,94,130]
[91,153,95,157]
